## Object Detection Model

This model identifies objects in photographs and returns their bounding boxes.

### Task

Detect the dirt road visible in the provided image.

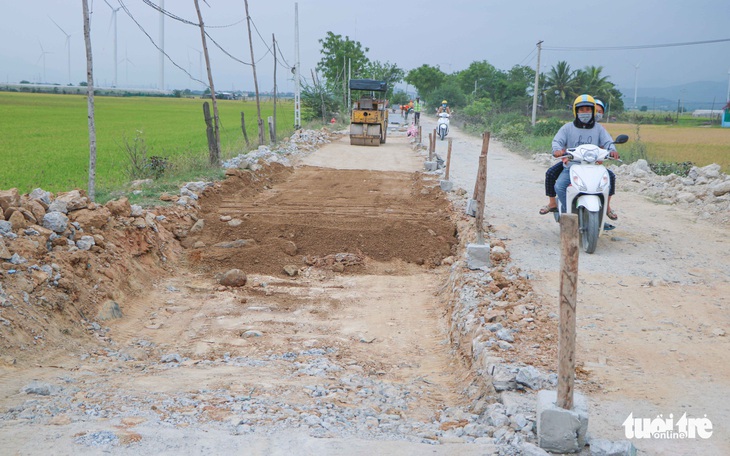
[422,114,730,455]
[0,114,728,455]
[0,131,503,455]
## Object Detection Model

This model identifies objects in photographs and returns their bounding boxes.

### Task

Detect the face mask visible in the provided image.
[577,112,592,124]
[595,112,603,122]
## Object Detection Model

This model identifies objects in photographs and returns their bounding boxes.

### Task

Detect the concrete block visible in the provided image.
[466,243,491,270]
[440,180,453,192]
[536,390,589,454]
[589,438,637,456]
[465,198,478,217]
[424,161,438,171]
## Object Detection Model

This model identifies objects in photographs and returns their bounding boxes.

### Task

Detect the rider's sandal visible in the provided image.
[539,205,558,215]
[606,209,618,221]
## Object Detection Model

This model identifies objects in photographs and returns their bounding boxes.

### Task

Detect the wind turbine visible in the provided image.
[104,0,121,88]
[49,16,72,85]
[121,49,134,87]
[188,47,203,81]
[633,62,640,109]
[37,41,51,83]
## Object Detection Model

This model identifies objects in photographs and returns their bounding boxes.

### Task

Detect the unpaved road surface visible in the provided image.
[422,114,730,456]
[0,131,499,455]
[0,114,728,456]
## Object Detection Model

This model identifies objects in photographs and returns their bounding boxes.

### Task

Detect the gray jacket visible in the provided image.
[551,122,616,155]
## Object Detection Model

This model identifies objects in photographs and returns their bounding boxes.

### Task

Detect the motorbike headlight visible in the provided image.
[596,171,610,192]
[571,173,587,192]
[583,149,598,164]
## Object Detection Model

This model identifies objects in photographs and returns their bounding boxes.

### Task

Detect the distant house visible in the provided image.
[691,109,721,119]
[216,92,235,100]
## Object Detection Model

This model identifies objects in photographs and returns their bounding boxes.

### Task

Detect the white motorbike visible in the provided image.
[437,112,450,140]
[555,134,629,254]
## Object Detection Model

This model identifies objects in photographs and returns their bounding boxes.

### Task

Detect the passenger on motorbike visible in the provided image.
[552,94,618,214]
[540,97,618,219]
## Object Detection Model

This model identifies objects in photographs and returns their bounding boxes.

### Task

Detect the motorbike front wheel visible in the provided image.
[439,128,446,140]
[579,206,600,254]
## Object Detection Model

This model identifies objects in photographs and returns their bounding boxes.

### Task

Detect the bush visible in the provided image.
[531,117,564,136]
[649,161,694,177]
[496,122,528,144]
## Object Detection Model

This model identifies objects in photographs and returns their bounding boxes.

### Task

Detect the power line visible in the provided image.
[118,0,207,86]
[140,0,246,28]
[544,37,730,52]
[518,47,537,66]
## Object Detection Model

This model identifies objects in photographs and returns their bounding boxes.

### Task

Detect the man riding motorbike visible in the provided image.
[552,94,618,214]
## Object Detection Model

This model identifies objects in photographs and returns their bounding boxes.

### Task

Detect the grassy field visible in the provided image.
[518,120,730,174]
[0,92,295,195]
[603,122,730,173]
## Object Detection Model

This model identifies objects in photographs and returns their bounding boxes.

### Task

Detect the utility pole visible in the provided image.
[159,0,165,90]
[82,0,97,201]
[245,0,265,145]
[193,0,220,164]
[633,63,640,109]
[531,40,543,126]
[293,3,301,129]
[272,33,277,144]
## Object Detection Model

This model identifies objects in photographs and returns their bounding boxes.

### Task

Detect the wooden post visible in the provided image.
[268,116,275,144]
[445,138,453,180]
[418,125,422,145]
[244,0,265,146]
[557,213,579,410]
[428,133,433,159]
[194,0,220,164]
[430,128,437,160]
[272,33,277,145]
[203,102,216,160]
[474,153,488,244]
[473,132,490,199]
[240,112,250,146]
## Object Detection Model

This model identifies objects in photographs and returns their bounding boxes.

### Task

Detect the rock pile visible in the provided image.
[534,154,730,224]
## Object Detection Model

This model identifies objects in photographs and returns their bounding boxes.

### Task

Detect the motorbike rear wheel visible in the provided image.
[579,206,600,254]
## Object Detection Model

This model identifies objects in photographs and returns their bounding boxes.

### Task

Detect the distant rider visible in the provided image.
[437,100,451,116]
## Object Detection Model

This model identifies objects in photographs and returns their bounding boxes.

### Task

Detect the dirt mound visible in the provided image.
[185,164,458,277]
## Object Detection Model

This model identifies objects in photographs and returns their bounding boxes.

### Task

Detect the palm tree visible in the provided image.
[576,66,613,101]
[544,61,578,109]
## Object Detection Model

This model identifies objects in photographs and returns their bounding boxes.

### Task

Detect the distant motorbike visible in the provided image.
[554,134,629,254]
[437,112,450,140]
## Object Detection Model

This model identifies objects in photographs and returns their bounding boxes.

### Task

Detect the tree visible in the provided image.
[431,79,466,111]
[364,60,405,100]
[455,60,501,101]
[316,31,369,88]
[405,64,446,99]
[575,65,612,101]
[544,61,578,109]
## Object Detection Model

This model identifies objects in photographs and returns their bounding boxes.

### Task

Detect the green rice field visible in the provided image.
[0,92,295,194]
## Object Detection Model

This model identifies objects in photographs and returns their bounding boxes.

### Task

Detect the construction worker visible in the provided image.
[413,97,422,125]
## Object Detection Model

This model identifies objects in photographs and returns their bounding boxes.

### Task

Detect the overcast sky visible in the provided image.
[1,0,728,96]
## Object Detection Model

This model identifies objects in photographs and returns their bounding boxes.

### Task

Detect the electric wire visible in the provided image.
[140,0,246,28]
[544,37,730,51]
[118,0,207,86]
[518,47,537,66]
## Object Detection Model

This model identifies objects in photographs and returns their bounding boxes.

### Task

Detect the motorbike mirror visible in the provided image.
[614,134,629,144]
